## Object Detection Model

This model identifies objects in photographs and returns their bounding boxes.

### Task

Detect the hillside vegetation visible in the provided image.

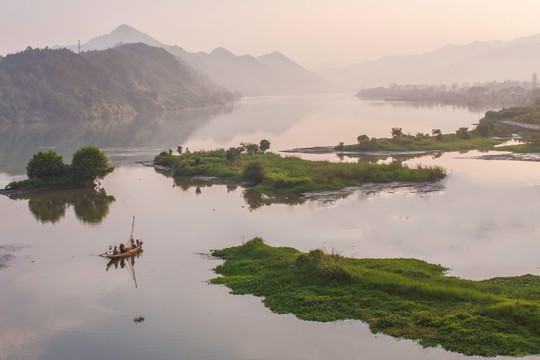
[211,238,540,357]
[0,44,234,122]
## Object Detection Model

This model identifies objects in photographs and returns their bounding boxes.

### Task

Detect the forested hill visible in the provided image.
[0,43,235,122]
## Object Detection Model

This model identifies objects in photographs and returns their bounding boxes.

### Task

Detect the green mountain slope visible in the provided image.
[0,43,234,122]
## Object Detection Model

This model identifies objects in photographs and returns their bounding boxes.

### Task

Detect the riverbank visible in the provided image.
[211,238,540,357]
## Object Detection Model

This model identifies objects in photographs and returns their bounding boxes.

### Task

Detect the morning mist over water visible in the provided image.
[2,2,540,359]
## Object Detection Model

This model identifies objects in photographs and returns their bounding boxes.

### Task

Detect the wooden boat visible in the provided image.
[106,242,143,259]
[105,216,144,259]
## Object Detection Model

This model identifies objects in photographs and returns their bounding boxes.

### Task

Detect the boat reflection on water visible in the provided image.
[106,252,143,288]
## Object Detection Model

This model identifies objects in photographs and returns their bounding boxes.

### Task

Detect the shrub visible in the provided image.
[26,150,67,182]
[243,161,266,184]
[70,146,114,187]
[456,127,471,139]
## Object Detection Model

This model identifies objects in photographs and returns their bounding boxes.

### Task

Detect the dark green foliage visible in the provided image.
[211,239,540,357]
[154,151,178,168]
[243,161,266,184]
[71,146,114,187]
[391,127,403,138]
[476,118,494,136]
[485,110,500,120]
[456,127,471,139]
[357,134,370,144]
[259,139,271,152]
[7,178,47,190]
[226,147,242,161]
[7,146,114,190]
[0,44,234,122]
[26,150,67,182]
[243,143,260,154]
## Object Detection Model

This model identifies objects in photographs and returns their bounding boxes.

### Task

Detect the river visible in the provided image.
[0,94,539,360]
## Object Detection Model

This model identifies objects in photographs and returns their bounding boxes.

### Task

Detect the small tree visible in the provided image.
[26,150,66,182]
[391,127,403,138]
[456,127,471,139]
[431,129,443,140]
[177,145,183,155]
[259,139,271,152]
[357,134,370,144]
[245,143,259,154]
[226,147,242,161]
[243,161,265,184]
[70,146,114,187]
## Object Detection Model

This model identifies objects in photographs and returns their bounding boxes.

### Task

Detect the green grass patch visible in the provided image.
[154,149,446,198]
[210,238,540,357]
[342,132,501,153]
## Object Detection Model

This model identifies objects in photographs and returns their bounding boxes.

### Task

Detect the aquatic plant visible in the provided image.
[211,238,540,357]
[133,316,145,323]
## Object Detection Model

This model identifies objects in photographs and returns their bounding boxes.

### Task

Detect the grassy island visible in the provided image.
[330,106,540,154]
[211,238,540,357]
[154,141,446,197]
[3,146,113,192]
[339,129,501,153]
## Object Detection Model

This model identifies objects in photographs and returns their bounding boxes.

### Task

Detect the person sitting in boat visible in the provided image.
[129,238,135,250]
[119,243,125,253]
[113,245,118,255]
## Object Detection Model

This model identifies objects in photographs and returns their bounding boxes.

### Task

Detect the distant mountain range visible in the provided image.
[317,34,540,88]
[62,24,334,96]
[0,43,234,122]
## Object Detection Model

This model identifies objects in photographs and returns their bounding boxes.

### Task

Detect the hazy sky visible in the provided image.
[3,0,540,68]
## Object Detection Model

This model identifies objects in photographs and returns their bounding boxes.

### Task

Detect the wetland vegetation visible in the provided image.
[323,106,540,155]
[153,140,446,198]
[211,238,540,357]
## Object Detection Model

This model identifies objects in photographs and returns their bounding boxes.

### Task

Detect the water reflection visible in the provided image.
[0,245,19,270]
[0,106,231,174]
[159,165,445,210]
[166,172,306,209]
[106,253,142,288]
[8,188,115,224]
[366,99,490,113]
[242,189,304,210]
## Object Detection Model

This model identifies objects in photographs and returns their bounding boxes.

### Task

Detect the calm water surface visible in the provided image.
[1,94,539,360]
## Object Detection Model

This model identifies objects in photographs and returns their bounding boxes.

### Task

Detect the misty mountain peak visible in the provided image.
[210,47,236,58]
[113,24,138,33]
[266,51,286,58]
[257,51,298,67]
[83,24,162,51]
